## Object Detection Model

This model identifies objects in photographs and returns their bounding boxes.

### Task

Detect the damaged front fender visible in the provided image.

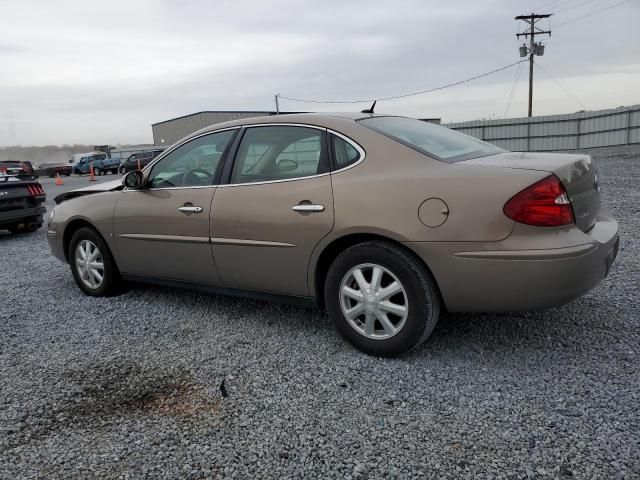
[54,179,123,204]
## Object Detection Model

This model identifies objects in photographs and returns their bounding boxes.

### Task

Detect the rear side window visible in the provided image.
[359,116,504,163]
[230,126,328,184]
[331,134,361,169]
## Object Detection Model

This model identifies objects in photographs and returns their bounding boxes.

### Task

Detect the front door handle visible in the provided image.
[178,205,203,214]
[292,204,325,213]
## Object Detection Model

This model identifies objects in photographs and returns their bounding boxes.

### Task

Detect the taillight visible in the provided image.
[503,175,574,227]
[27,184,45,196]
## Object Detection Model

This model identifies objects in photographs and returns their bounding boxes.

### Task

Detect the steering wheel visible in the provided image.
[182,168,214,186]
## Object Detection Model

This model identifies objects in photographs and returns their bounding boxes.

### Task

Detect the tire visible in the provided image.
[94,168,102,176]
[324,241,440,357]
[68,226,122,297]
[119,167,125,175]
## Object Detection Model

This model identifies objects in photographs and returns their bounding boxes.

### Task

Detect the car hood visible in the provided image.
[54,179,123,204]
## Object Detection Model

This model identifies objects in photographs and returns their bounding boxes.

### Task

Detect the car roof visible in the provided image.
[186,112,387,137]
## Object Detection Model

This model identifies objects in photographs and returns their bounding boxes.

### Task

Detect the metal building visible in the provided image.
[152,111,295,146]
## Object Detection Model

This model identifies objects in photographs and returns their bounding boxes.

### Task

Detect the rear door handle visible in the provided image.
[178,206,203,214]
[292,204,325,213]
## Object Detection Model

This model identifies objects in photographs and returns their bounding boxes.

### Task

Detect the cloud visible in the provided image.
[0,0,638,145]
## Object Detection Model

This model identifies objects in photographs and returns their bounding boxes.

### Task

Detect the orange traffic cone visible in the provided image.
[89,165,97,182]
[55,172,64,186]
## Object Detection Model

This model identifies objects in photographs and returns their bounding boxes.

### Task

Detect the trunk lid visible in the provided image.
[0,174,43,211]
[461,152,600,232]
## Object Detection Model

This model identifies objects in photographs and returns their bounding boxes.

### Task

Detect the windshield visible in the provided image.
[359,116,504,163]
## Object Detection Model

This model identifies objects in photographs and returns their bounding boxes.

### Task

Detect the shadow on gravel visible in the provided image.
[124,281,622,361]
[414,296,623,358]
[1,359,220,452]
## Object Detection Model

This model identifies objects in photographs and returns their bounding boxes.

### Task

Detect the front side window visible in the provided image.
[359,116,504,163]
[230,126,327,184]
[148,129,235,188]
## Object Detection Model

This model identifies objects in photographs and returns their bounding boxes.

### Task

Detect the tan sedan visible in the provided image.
[47,113,619,356]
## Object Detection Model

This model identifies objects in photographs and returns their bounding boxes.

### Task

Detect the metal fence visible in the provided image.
[445,104,640,151]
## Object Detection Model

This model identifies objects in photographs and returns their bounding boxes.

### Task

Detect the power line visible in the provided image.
[534,61,588,110]
[533,0,579,12]
[555,0,633,26]
[279,60,526,105]
[504,60,523,118]
[554,0,599,14]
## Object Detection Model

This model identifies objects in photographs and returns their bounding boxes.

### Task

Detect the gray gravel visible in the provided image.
[1,147,639,480]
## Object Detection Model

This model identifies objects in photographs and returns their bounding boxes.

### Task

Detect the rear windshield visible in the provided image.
[359,116,504,163]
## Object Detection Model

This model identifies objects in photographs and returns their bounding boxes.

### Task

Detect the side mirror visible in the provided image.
[276,158,298,172]
[122,170,144,189]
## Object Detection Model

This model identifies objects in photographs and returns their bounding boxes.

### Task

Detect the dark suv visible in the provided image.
[119,149,165,174]
[0,173,46,233]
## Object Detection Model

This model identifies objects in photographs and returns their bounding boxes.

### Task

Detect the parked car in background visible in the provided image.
[93,156,121,176]
[0,160,35,175]
[47,113,619,356]
[119,149,165,174]
[71,152,108,175]
[37,162,73,177]
[0,173,46,233]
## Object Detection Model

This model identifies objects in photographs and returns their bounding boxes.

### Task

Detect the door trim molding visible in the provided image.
[118,233,210,244]
[210,237,296,248]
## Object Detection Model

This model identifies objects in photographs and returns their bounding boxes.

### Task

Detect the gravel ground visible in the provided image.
[1,147,639,480]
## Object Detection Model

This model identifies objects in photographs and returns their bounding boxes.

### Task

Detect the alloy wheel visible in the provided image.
[339,263,409,340]
[75,239,104,289]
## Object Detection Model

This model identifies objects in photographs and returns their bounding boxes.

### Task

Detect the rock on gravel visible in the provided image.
[1,147,639,479]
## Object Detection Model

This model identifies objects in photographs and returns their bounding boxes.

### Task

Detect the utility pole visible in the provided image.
[274,93,280,114]
[515,13,551,117]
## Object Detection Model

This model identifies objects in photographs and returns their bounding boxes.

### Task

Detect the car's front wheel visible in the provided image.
[69,227,121,297]
[325,241,440,357]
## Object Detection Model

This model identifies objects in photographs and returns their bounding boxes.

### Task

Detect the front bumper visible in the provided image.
[47,226,66,262]
[406,210,619,312]
[0,206,46,226]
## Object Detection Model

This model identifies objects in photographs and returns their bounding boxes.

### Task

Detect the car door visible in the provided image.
[113,129,237,284]
[211,125,334,297]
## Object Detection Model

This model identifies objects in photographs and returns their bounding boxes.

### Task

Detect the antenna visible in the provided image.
[361,100,376,114]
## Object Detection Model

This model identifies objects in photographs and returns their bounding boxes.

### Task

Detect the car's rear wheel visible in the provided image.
[69,227,121,297]
[325,241,440,357]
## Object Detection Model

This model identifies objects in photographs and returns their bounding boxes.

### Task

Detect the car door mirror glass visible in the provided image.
[276,159,298,172]
[123,170,143,189]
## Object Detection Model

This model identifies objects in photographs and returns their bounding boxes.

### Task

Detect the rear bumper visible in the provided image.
[406,210,619,312]
[0,206,46,226]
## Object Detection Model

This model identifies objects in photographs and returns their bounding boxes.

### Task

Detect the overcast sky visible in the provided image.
[1,0,638,146]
